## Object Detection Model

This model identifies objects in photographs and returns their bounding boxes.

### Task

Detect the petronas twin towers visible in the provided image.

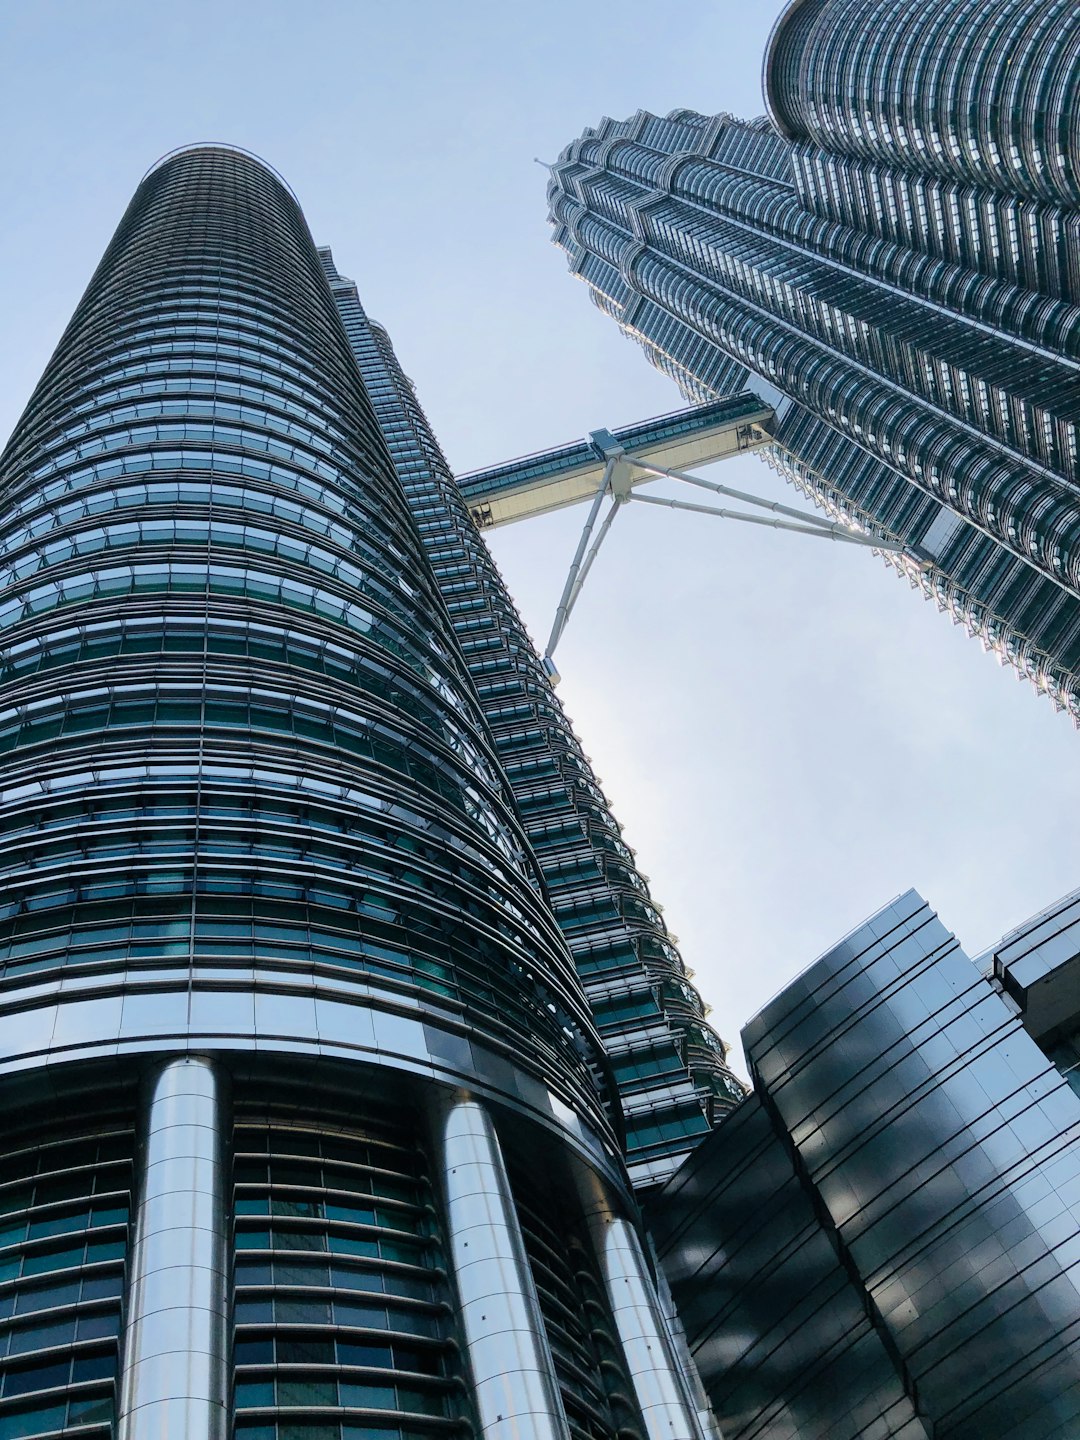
[0,2,1077,1439]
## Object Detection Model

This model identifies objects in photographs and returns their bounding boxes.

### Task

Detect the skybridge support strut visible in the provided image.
[538,448,916,671]
[544,460,616,662]
[627,491,908,550]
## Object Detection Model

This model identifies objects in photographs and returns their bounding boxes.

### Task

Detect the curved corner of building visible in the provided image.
[761,0,822,139]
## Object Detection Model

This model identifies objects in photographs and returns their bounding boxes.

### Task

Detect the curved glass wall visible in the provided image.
[0,1084,134,1440]
[0,144,717,1440]
[765,0,1080,210]
[0,145,615,1153]
[503,1155,645,1440]
[232,1091,469,1440]
[0,1060,712,1440]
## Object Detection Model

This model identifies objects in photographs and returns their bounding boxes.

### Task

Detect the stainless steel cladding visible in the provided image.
[547,0,1080,717]
[118,1058,229,1440]
[432,1097,568,1439]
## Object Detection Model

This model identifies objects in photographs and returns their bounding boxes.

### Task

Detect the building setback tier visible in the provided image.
[319,250,744,1191]
[547,0,1080,719]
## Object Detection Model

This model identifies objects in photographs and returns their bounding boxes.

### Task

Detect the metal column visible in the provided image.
[118,1056,229,1440]
[432,1095,569,1440]
[578,1169,714,1440]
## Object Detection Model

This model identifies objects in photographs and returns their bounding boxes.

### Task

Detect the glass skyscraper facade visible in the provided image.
[651,884,1080,1440]
[5,6,1080,1427]
[0,147,719,1440]
[545,0,1080,716]
[318,253,743,1192]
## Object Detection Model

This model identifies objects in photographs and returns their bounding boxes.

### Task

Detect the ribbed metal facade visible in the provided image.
[0,144,609,1122]
[0,148,715,1440]
[546,0,1080,716]
[765,0,1080,211]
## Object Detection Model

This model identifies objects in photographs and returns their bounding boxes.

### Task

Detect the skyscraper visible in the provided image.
[0,146,718,1440]
[317,255,743,1193]
[545,0,1080,716]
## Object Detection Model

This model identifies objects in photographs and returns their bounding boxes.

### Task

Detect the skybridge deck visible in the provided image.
[458,393,774,527]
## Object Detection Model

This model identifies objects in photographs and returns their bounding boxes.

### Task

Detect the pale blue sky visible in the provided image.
[2,1,1077,1074]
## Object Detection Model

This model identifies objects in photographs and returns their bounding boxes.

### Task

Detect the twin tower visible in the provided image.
[0,1,1078,1439]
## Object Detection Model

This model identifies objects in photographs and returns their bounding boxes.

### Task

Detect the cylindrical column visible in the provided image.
[578,1169,712,1440]
[118,1056,229,1440]
[432,1095,569,1440]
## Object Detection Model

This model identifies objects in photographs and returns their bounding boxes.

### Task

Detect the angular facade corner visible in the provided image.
[650,886,1080,1439]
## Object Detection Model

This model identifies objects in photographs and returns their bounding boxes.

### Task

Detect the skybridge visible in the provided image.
[457,393,914,676]
[458,393,774,528]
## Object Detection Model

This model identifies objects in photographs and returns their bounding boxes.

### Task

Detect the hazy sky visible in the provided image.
[2,1,1077,1075]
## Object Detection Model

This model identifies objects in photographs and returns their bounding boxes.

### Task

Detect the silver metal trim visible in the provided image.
[0,988,625,1189]
[118,1056,229,1440]
[578,1167,712,1440]
[432,1095,570,1440]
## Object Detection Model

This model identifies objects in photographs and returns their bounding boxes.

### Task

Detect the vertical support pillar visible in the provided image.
[578,1169,712,1440]
[432,1095,569,1440]
[118,1056,229,1440]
